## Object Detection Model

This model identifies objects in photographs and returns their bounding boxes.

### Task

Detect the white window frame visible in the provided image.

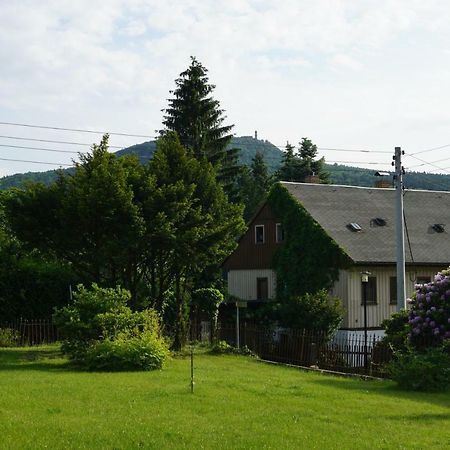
[255,224,265,244]
[276,223,284,243]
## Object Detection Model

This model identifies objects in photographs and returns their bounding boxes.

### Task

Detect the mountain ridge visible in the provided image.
[1,136,449,192]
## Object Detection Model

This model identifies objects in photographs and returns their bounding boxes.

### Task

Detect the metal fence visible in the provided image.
[0,319,59,346]
[195,322,393,378]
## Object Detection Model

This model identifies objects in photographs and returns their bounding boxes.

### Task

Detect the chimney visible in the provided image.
[254,130,258,140]
[304,172,320,184]
[374,171,392,188]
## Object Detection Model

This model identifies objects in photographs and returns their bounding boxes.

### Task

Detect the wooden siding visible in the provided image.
[343,266,442,329]
[330,270,349,314]
[223,203,281,270]
[227,269,277,301]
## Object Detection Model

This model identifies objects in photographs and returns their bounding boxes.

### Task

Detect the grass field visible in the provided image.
[1,346,450,449]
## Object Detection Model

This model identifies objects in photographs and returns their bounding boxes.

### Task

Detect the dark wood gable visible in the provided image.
[223,203,283,270]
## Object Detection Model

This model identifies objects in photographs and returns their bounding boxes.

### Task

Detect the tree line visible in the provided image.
[0,57,328,347]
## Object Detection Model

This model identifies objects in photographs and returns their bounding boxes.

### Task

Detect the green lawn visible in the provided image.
[1,346,450,449]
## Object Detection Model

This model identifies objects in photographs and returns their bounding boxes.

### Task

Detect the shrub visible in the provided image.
[0,328,19,347]
[210,340,256,357]
[53,284,169,370]
[84,332,169,371]
[381,309,410,352]
[279,289,344,337]
[387,346,450,391]
[210,340,234,354]
[406,267,450,348]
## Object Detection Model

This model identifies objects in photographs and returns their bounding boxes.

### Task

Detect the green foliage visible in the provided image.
[192,288,224,341]
[387,346,450,391]
[191,288,224,317]
[210,340,255,356]
[0,328,20,347]
[276,138,329,183]
[238,151,274,220]
[268,183,350,299]
[162,57,242,199]
[146,132,245,348]
[381,309,410,352]
[53,284,168,370]
[279,290,344,337]
[83,331,169,371]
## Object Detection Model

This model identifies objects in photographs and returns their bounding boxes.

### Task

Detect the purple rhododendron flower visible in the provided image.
[430,321,436,328]
[434,328,441,335]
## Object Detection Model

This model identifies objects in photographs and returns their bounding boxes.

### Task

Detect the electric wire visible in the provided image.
[0,157,73,167]
[0,121,155,139]
[409,143,450,156]
[0,134,123,149]
[0,143,79,154]
[405,154,450,175]
[402,192,417,282]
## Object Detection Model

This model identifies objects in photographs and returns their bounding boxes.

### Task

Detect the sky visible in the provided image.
[1,0,450,177]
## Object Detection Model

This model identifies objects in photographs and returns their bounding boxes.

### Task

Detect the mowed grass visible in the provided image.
[1,347,450,450]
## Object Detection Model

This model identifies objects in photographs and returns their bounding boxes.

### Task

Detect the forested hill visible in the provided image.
[1,136,450,191]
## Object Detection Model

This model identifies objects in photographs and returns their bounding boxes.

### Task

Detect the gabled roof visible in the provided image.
[281,182,450,265]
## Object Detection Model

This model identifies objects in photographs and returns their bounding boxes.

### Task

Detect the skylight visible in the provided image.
[432,224,445,233]
[347,222,362,232]
[373,218,387,226]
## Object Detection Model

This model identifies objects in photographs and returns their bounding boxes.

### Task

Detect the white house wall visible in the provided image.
[344,266,443,329]
[329,270,349,313]
[227,269,276,301]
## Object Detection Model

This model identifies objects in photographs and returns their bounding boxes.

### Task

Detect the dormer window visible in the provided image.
[276,223,284,243]
[255,225,265,244]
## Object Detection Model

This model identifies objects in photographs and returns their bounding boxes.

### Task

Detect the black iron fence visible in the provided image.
[193,321,393,378]
[0,319,59,346]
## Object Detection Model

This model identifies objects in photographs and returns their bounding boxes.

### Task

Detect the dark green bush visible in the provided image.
[387,346,450,391]
[279,289,344,337]
[53,284,169,370]
[381,309,409,352]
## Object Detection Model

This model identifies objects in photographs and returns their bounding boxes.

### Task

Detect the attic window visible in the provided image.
[373,218,387,227]
[433,224,445,233]
[347,223,362,232]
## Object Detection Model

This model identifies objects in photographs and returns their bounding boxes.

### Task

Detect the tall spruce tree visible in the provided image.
[162,57,242,200]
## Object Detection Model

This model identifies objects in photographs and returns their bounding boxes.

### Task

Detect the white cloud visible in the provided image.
[1,0,450,175]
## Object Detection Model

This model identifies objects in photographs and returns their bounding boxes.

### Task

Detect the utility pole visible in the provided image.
[393,147,406,311]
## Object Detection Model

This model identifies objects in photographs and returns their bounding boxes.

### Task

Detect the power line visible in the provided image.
[406,155,450,170]
[405,154,450,175]
[0,121,156,139]
[0,134,123,149]
[0,143,78,154]
[0,157,73,167]
[409,143,450,156]
[318,147,391,154]
[326,160,392,166]
[274,144,390,154]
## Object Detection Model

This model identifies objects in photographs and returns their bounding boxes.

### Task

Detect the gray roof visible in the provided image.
[281,182,450,265]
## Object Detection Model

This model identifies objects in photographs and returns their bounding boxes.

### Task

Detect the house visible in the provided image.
[223,181,450,331]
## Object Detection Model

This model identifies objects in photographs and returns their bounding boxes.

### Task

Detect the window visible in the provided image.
[257,277,269,301]
[389,277,397,305]
[361,276,377,305]
[276,223,284,243]
[255,225,265,244]
[416,276,431,285]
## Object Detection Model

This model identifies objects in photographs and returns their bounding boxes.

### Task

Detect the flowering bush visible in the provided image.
[407,267,450,348]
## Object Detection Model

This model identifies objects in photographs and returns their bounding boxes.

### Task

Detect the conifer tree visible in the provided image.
[276,138,329,183]
[162,57,242,199]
